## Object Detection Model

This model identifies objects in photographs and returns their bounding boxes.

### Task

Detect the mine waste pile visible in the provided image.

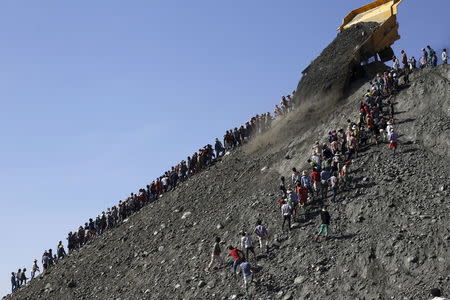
[6,23,450,300]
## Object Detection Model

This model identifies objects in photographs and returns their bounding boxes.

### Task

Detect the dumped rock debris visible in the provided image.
[296,22,379,103]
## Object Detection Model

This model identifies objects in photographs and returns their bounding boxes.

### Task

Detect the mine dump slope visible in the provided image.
[6,31,450,300]
[7,66,450,300]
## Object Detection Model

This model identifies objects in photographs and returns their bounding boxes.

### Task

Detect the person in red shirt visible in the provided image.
[227,246,245,275]
[295,182,308,206]
[310,169,321,199]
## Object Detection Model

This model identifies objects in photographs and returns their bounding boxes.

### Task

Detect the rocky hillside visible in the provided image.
[6,64,449,300]
[5,26,450,300]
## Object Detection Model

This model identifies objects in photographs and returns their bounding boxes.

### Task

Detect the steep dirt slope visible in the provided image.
[6,65,450,300]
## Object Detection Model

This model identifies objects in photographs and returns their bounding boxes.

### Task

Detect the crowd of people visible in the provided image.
[8,46,448,298]
[203,47,448,295]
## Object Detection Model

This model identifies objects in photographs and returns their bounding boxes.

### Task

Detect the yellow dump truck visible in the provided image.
[339,0,404,62]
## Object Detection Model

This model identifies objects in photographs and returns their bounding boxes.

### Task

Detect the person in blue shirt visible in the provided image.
[239,260,252,290]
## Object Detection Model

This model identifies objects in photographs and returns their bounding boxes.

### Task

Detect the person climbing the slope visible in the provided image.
[41,252,50,274]
[291,167,301,185]
[286,189,299,218]
[301,171,313,196]
[214,138,225,158]
[315,207,331,241]
[227,246,245,276]
[339,161,351,190]
[57,241,67,259]
[240,231,256,261]
[207,237,225,271]
[254,220,270,254]
[239,259,253,291]
[388,130,399,155]
[279,176,287,198]
[281,201,292,232]
[310,168,322,200]
[16,269,22,288]
[30,259,40,280]
[392,56,400,71]
[328,172,338,202]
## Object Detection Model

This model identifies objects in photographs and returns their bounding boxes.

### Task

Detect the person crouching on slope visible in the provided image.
[227,246,245,276]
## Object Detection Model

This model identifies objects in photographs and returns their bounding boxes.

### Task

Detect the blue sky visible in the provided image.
[0,0,448,296]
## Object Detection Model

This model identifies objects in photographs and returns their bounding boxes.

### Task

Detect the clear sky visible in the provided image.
[0,0,448,296]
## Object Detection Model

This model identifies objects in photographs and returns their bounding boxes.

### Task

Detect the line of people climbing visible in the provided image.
[7,92,297,294]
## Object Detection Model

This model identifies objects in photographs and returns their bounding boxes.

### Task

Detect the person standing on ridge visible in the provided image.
[427,45,436,66]
[400,50,408,69]
[30,259,40,280]
[315,207,331,241]
[11,272,17,293]
[57,241,67,259]
[442,49,448,64]
[15,269,22,288]
[301,171,313,196]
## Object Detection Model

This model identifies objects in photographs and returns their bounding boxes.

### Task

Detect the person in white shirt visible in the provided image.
[254,220,270,253]
[442,49,448,64]
[240,231,256,260]
[281,203,292,231]
[392,56,400,71]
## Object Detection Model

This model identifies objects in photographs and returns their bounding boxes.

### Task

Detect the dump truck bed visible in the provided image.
[338,0,404,62]
[338,0,403,31]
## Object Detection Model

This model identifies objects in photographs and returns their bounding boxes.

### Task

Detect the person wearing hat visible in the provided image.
[30,259,40,280]
[430,288,449,300]
[315,207,331,241]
